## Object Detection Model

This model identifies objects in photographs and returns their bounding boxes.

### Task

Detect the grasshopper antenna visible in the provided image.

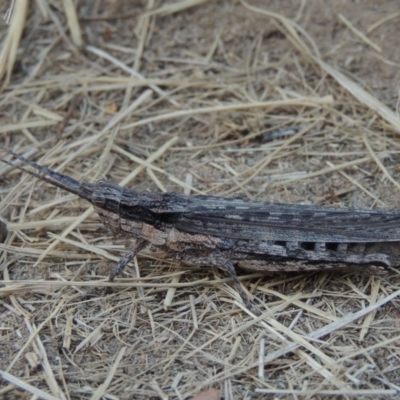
[0,145,94,202]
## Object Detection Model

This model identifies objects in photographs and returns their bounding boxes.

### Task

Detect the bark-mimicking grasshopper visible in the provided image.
[2,145,400,312]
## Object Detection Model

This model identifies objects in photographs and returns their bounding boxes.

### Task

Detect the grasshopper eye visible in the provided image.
[92,181,123,212]
[92,191,106,207]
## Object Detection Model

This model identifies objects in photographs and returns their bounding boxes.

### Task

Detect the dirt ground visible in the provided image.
[1,1,400,399]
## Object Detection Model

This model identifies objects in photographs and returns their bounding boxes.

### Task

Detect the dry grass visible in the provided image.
[1,1,400,399]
